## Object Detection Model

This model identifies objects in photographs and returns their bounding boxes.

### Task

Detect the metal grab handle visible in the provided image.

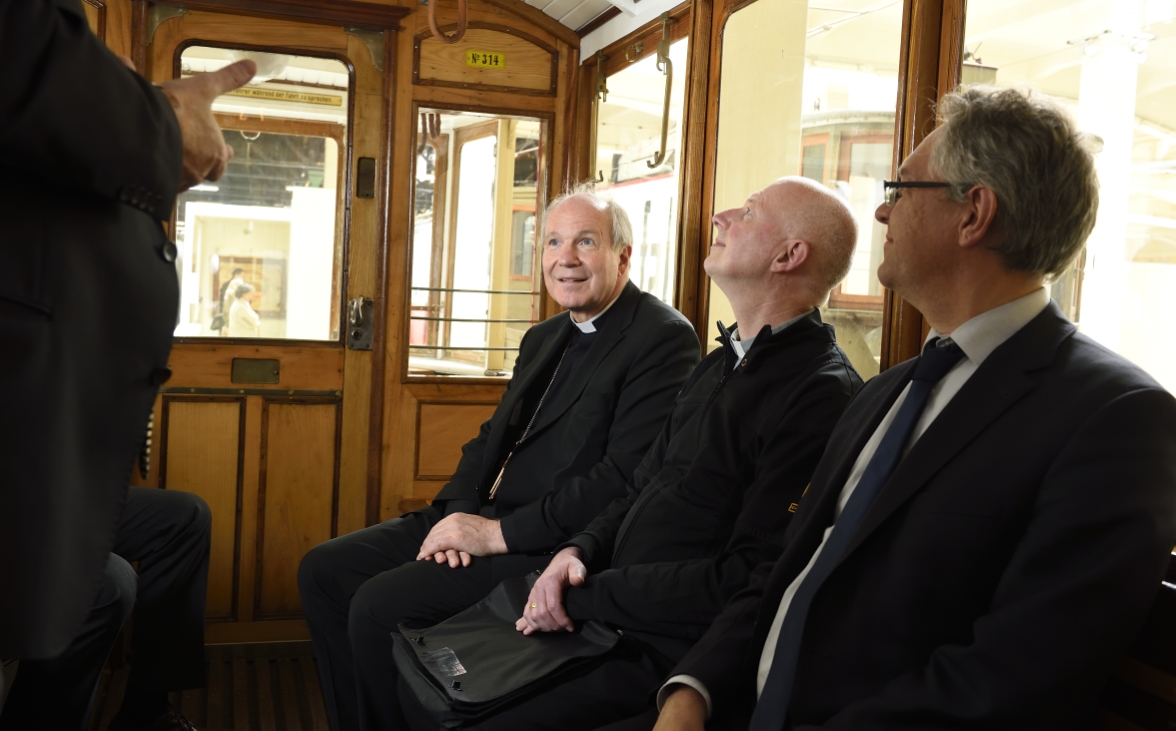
[647,14,674,169]
[427,0,467,45]
[349,295,364,327]
[592,51,608,184]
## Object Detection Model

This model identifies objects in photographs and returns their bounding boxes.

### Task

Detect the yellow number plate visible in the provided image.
[465,51,506,69]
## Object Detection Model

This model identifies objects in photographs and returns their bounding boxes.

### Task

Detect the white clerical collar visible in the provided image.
[570,286,625,333]
[926,287,1050,367]
[730,309,813,360]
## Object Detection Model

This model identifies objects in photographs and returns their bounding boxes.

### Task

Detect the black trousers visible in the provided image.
[0,487,211,731]
[298,508,549,731]
[397,637,673,731]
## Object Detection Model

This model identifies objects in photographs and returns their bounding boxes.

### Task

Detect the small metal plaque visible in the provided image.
[231,358,280,384]
[465,50,505,69]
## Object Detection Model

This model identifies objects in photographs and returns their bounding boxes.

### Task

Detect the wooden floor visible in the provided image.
[88,641,329,731]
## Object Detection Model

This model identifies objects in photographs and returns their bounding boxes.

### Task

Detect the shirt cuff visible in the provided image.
[657,675,712,719]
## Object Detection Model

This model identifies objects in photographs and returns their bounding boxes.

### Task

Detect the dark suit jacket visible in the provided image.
[434,281,700,556]
[560,312,861,663]
[673,303,1176,729]
[0,0,181,658]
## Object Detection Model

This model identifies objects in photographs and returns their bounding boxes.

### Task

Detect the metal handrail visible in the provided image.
[411,316,536,323]
[647,13,674,169]
[410,345,521,351]
[412,286,540,296]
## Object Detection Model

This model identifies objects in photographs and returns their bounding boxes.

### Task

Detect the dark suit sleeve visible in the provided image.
[499,319,700,553]
[795,388,1176,729]
[0,0,181,219]
[667,558,776,717]
[562,390,682,570]
[563,368,854,636]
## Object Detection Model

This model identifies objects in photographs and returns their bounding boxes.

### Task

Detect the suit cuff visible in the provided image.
[496,502,556,553]
[442,499,479,517]
[658,676,712,719]
[557,533,603,570]
[498,512,521,553]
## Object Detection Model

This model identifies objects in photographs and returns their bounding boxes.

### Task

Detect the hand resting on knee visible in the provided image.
[416,513,508,568]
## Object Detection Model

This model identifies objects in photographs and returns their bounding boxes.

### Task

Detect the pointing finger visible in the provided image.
[202,59,257,99]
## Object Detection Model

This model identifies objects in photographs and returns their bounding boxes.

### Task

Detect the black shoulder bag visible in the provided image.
[391,574,623,729]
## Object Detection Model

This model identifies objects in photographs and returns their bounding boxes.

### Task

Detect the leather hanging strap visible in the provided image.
[428,0,468,45]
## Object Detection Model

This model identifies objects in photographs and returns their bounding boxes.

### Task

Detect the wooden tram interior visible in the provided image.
[26,0,1176,727]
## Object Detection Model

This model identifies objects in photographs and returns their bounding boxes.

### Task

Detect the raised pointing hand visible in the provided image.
[159,59,257,191]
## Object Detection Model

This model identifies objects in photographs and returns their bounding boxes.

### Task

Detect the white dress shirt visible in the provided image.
[659,287,1051,717]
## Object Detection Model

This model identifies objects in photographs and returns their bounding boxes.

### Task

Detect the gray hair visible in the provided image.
[544,182,633,252]
[234,283,255,299]
[931,85,1099,278]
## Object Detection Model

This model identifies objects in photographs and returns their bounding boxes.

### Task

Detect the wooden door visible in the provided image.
[136,3,404,643]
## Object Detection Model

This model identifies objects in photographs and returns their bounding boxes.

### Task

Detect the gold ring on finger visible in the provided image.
[531,603,538,609]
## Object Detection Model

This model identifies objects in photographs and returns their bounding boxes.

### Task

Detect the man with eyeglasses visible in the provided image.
[649,86,1176,730]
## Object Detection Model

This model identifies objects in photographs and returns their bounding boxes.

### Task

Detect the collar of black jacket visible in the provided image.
[715,308,831,371]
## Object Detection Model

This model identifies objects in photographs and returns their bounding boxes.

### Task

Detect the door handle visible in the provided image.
[347,296,374,351]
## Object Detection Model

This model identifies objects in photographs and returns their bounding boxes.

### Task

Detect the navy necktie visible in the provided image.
[749,338,965,731]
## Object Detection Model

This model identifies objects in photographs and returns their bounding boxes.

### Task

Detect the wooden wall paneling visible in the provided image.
[415,25,558,96]
[690,0,738,341]
[364,27,400,531]
[82,0,107,41]
[575,7,621,38]
[130,0,147,75]
[157,0,409,31]
[675,0,712,331]
[391,383,506,515]
[415,402,500,478]
[378,7,421,523]
[411,85,558,115]
[206,395,281,643]
[165,344,344,391]
[254,397,342,620]
[879,0,944,370]
[937,0,967,100]
[334,31,384,539]
[159,396,246,621]
[150,11,352,66]
[571,60,595,185]
[101,0,135,58]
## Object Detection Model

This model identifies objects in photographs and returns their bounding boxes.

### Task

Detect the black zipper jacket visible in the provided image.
[562,309,862,662]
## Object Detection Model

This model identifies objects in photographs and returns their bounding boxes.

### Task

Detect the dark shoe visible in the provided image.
[108,705,197,731]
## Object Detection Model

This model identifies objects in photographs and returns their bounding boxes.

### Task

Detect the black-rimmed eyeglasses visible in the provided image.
[882,180,956,207]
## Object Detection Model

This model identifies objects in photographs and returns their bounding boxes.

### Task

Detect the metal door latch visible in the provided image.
[347,296,374,351]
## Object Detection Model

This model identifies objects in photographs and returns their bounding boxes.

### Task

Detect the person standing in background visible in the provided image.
[228,283,262,338]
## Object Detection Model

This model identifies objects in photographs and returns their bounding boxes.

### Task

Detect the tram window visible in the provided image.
[593,38,689,306]
[408,109,548,378]
[173,47,349,341]
[705,0,902,380]
[961,2,1176,393]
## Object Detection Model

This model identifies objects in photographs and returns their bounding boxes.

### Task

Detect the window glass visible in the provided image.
[706,0,903,379]
[962,1,1176,392]
[594,38,689,306]
[174,47,348,341]
[409,110,547,377]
